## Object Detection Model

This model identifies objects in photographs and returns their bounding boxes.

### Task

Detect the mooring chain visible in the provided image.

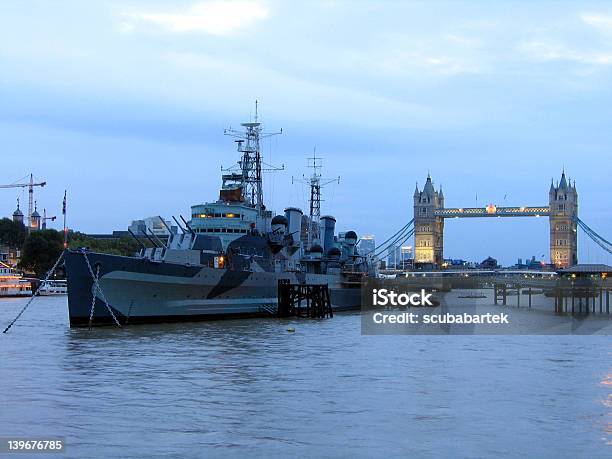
[87,265,98,330]
[81,251,122,328]
[3,250,66,334]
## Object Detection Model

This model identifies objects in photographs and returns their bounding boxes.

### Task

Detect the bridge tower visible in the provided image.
[549,171,578,268]
[414,174,444,267]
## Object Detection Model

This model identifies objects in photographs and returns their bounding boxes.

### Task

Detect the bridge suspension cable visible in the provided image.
[385,228,415,254]
[575,217,612,256]
[371,227,415,268]
[363,219,415,258]
[374,227,413,257]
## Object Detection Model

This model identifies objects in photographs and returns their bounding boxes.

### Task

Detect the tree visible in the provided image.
[0,218,27,248]
[67,231,143,257]
[19,230,64,277]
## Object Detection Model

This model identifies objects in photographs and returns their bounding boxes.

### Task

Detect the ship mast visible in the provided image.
[294,148,340,247]
[223,101,283,218]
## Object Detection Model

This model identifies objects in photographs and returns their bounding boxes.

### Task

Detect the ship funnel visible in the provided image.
[320,215,336,253]
[284,207,303,245]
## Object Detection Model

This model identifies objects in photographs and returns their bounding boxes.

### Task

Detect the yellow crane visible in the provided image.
[0,174,47,228]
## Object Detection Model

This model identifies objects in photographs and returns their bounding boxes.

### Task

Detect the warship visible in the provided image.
[65,106,375,326]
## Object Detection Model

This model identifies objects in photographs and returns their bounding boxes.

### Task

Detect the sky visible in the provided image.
[1,0,611,265]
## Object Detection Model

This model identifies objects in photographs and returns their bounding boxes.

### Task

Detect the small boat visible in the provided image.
[0,262,32,297]
[39,280,68,296]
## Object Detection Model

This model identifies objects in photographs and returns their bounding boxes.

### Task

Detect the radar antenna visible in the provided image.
[293,147,340,247]
[222,100,283,219]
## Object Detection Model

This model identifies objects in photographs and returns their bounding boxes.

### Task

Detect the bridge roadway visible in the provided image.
[434,206,550,218]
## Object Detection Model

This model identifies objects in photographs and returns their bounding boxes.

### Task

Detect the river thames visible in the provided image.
[1,296,610,458]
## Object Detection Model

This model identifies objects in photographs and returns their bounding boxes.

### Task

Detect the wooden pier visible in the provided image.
[277,280,333,319]
[493,282,532,308]
[552,265,611,315]
[493,281,611,316]
[553,287,611,315]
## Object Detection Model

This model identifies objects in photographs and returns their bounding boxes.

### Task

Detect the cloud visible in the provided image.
[516,12,612,70]
[123,1,269,35]
[581,12,612,31]
[519,39,612,66]
[163,51,446,128]
[371,48,487,78]
[117,22,135,34]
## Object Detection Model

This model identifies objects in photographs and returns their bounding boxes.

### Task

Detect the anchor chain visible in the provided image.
[87,265,99,330]
[3,250,66,334]
[81,251,122,328]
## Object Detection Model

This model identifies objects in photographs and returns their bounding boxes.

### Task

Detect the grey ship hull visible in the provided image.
[65,250,361,327]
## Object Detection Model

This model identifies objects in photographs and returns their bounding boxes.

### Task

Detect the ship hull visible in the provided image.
[65,250,361,327]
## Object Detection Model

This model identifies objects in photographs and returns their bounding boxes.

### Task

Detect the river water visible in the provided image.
[0,296,610,458]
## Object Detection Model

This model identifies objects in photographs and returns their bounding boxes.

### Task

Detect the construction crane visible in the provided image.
[42,208,57,230]
[0,174,46,228]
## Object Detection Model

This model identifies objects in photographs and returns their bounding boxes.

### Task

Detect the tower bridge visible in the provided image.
[413,171,578,269]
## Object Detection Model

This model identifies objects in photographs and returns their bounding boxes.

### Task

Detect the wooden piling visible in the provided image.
[277,280,333,319]
[528,288,532,308]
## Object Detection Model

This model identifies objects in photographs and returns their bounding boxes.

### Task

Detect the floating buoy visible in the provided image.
[287,327,296,333]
